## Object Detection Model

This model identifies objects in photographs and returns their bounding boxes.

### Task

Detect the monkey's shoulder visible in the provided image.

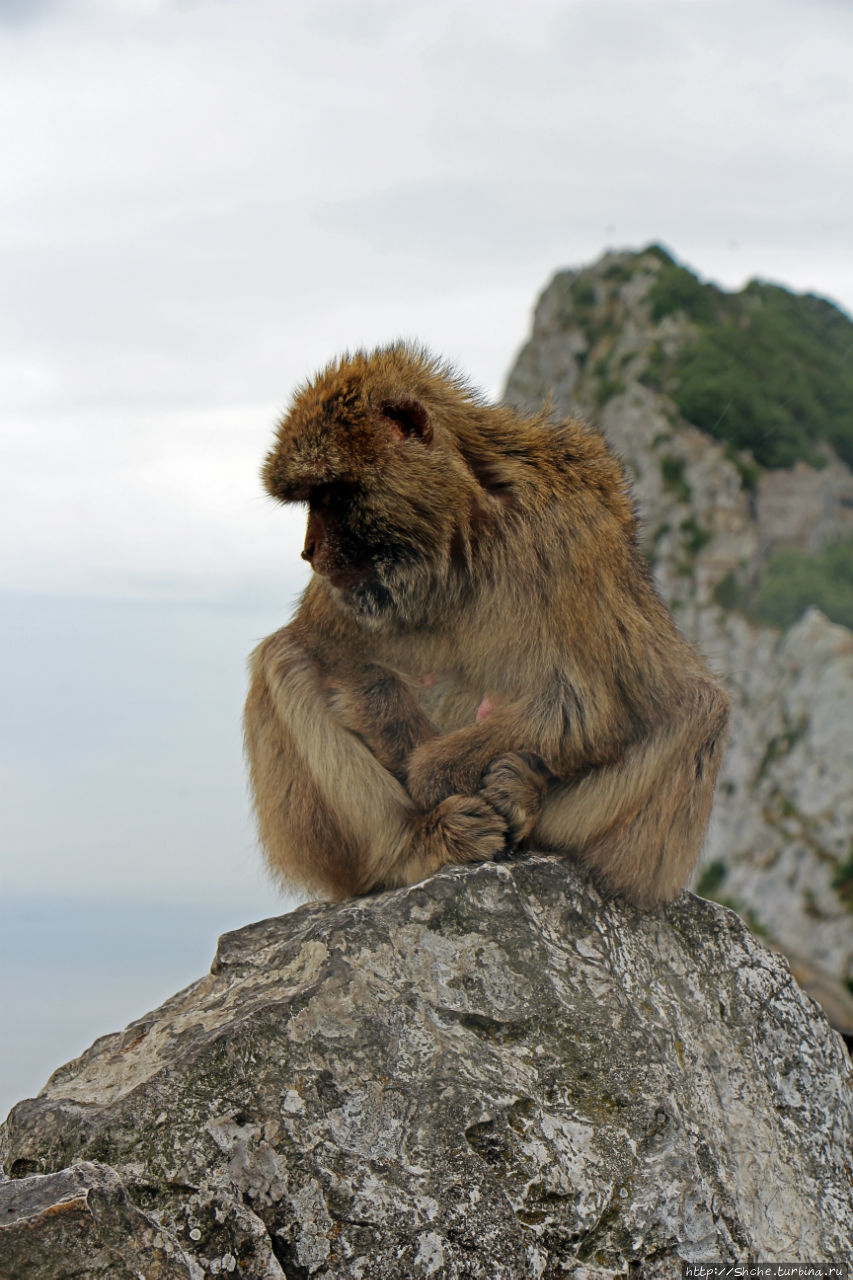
[492,415,636,531]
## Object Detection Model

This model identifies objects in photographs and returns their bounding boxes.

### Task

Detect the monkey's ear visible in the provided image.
[380,398,433,445]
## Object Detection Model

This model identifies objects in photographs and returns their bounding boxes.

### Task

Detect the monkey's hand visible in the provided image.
[325,663,437,782]
[479,752,549,843]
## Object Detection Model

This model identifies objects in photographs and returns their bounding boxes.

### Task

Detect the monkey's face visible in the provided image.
[265,382,473,630]
[300,480,438,626]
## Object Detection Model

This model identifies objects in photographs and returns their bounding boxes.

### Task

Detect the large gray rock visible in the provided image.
[2,857,852,1277]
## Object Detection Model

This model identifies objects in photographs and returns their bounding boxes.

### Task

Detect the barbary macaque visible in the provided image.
[244,344,729,905]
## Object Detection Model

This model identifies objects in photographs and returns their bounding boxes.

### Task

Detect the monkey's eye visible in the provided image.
[307,481,350,511]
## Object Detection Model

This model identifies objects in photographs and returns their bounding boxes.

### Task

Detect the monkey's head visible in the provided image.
[262,345,491,629]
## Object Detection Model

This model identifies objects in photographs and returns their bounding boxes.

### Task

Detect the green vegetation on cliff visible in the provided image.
[713,536,853,631]
[751,537,853,631]
[641,252,853,470]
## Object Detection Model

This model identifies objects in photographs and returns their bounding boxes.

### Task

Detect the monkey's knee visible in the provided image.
[480,752,549,842]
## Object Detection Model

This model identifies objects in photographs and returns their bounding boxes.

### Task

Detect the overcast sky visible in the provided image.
[2,0,852,1111]
[3,0,852,606]
[6,0,850,614]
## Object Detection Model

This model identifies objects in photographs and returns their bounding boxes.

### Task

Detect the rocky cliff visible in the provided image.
[505,246,853,1012]
[2,858,852,1278]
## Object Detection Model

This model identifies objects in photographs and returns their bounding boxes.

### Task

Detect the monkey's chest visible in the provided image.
[414,675,482,733]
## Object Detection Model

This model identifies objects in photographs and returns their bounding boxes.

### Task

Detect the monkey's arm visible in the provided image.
[323,663,438,783]
[245,629,509,898]
[331,675,552,842]
[405,697,583,843]
[406,696,593,810]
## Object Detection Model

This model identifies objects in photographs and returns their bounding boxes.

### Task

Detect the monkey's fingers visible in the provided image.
[427,794,508,866]
[480,752,549,842]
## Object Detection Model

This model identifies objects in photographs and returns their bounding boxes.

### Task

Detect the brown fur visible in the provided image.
[244,344,730,905]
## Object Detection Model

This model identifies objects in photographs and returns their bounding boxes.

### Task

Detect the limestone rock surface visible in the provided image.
[2,857,852,1278]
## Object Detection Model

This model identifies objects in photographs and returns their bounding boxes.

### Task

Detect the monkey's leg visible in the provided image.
[533,680,730,906]
[245,632,508,898]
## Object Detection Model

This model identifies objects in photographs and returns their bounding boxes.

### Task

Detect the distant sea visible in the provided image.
[0,891,295,1123]
[0,590,303,1122]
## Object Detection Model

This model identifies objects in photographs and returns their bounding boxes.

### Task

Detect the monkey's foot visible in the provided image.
[394,796,507,887]
[380,797,509,891]
[480,753,548,842]
[434,793,509,865]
